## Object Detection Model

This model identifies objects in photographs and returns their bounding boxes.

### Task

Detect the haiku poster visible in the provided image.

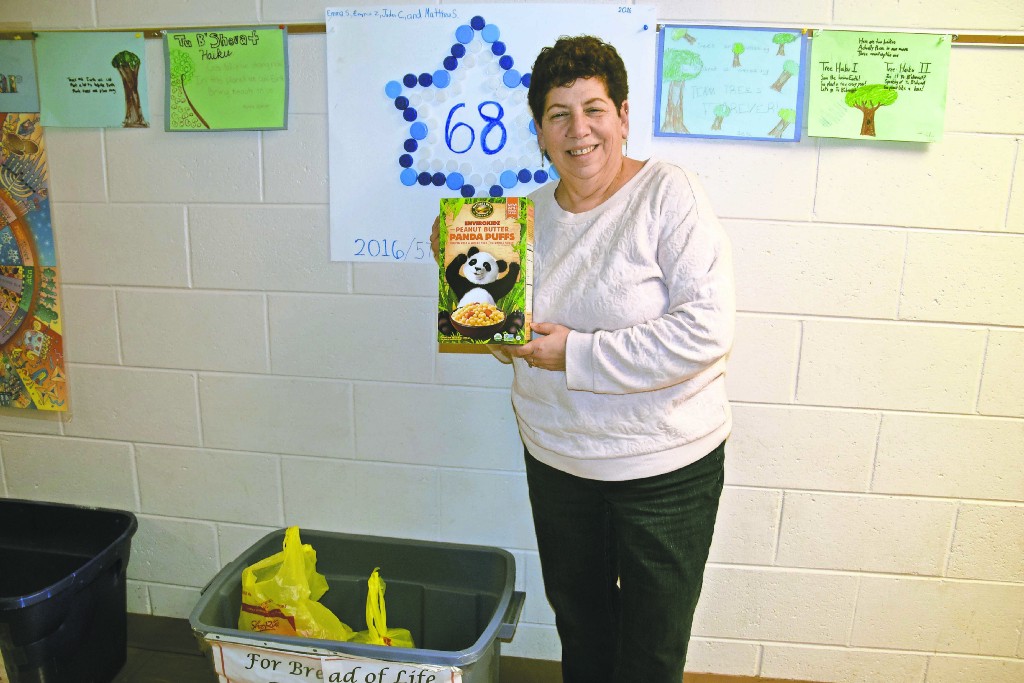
[808,30,951,142]
[655,25,808,141]
[163,27,288,131]
[325,4,656,263]
[0,113,67,411]
[35,32,150,128]
[0,39,40,113]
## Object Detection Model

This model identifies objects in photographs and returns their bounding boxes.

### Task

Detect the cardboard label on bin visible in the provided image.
[210,641,462,683]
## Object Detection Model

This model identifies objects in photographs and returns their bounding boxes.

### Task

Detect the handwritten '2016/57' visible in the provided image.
[353,237,428,261]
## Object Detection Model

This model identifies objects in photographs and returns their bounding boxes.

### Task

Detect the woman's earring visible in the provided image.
[540,148,546,168]
[623,137,628,157]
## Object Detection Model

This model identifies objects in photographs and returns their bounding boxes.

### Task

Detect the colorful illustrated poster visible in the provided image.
[35,32,150,128]
[0,40,40,113]
[655,25,808,141]
[0,114,67,410]
[808,30,951,142]
[164,27,288,131]
[326,4,656,263]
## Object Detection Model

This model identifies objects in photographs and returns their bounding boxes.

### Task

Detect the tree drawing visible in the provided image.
[773,33,797,56]
[168,50,210,129]
[711,105,732,131]
[111,50,148,128]
[771,60,800,92]
[661,49,703,134]
[845,84,898,137]
[732,43,745,68]
[671,28,697,45]
[768,109,797,137]
[34,306,58,325]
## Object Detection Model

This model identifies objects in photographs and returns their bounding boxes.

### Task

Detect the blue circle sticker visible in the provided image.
[455,25,474,44]
[446,172,465,190]
[410,122,428,140]
[481,24,500,43]
[432,70,451,88]
[385,81,402,98]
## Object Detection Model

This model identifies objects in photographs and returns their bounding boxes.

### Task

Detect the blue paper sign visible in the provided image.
[0,40,40,113]
[655,25,808,142]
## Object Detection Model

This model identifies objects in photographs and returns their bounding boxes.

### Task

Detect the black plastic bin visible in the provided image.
[0,498,138,683]
[190,528,525,683]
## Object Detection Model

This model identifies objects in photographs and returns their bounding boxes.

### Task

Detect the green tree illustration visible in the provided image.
[671,28,697,45]
[711,105,732,131]
[845,84,898,137]
[111,50,148,128]
[732,43,745,67]
[768,109,797,137]
[34,305,58,325]
[773,33,797,56]
[661,49,703,133]
[168,49,210,129]
[771,60,800,92]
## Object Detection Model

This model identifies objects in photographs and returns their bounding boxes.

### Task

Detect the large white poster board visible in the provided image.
[326,4,656,262]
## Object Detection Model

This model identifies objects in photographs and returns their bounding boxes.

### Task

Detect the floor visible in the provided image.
[113,614,802,683]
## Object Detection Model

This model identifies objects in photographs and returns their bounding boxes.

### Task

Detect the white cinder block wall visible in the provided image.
[1,1,1021,681]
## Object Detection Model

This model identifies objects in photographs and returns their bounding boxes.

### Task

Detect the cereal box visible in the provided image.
[438,197,532,345]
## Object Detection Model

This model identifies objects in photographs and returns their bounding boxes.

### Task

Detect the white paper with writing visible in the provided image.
[209,641,462,683]
[321,655,462,683]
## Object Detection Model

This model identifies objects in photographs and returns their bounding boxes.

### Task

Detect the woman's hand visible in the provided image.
[509,322,570,371]
[430,216,441,265]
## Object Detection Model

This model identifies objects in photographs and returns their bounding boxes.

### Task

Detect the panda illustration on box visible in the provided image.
[439,246,524,338]
[447,246,519,308]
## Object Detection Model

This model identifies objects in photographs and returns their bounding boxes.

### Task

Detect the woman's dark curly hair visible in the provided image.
[527,35,629,125]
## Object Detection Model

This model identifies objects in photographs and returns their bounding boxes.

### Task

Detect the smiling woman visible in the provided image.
[499,35,736,683]
[526,36,639,212]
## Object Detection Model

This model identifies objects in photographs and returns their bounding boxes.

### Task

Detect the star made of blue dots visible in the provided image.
[384,15,555,198]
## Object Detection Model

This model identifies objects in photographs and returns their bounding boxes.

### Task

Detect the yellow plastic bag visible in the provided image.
[350,568,415,648]
[238,526,354,641]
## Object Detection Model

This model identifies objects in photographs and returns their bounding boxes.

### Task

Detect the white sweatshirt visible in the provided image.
[511,160,735,481]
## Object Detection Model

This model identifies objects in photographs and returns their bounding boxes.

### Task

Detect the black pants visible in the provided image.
[525,442,725,683]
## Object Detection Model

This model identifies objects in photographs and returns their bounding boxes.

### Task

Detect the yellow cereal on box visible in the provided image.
[438,197,532,345]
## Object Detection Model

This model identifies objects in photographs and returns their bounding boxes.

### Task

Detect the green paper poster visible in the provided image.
[164,27,288,131]
[808,30,951,142]
[35,32,150,128]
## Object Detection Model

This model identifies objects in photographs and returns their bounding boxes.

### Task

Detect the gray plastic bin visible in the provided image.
[189,529,524,683]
